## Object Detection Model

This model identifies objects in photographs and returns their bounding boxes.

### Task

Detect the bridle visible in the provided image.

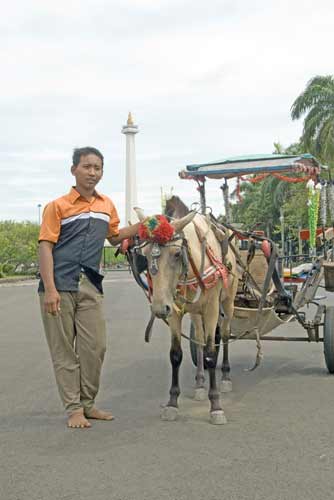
[147,235,189,278]
[131,219,210,296]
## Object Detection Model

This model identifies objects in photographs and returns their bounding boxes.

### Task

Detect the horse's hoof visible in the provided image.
[210,410,227,425]
[194,388,207,401]
[221,380,233,393]
[161,406,178,421]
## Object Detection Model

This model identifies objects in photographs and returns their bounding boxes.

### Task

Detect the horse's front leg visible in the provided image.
[191,314,206,401]
[161,312,182,422]
[204,302,227,425]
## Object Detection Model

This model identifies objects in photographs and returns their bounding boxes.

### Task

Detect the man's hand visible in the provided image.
[120,237,136,254]
[44,289,61,315]
[108,223,140,246]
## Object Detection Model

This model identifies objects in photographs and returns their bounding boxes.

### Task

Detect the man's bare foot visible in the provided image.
[85,408,114,420]
[67,409,91,429]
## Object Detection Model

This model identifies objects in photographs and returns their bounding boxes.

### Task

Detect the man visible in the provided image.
[39,146,140,429]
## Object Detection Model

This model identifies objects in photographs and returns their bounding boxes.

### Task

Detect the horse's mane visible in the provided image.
[164,195,190,219]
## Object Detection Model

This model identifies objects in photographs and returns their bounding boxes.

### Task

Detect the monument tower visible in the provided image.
[121,112,139,224]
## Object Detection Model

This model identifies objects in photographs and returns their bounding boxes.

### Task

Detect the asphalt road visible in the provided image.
[1,271,334,500]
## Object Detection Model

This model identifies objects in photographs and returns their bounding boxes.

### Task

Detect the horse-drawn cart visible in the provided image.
[124,153,334,424]
[178,153,334,374]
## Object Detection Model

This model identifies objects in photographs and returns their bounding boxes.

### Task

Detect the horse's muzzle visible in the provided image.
[152,304,171,319]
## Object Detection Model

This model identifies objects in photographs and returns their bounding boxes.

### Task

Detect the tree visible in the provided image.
[231,141,310,241]
[0,221,40,276]
[231,180,279,232]
[291,75,334,165]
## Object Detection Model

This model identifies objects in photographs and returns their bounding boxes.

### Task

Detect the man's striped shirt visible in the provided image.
[38,187,120,293]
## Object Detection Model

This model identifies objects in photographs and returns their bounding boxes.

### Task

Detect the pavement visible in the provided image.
[1,271,334,500]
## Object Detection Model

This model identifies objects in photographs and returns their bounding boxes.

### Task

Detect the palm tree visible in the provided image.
[291,75,334,164]
[261,175,290,211]
[273,142,285,154]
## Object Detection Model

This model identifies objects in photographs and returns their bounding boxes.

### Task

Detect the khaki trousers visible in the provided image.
[39,275,106,415]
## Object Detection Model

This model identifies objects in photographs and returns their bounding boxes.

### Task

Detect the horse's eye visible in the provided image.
[174,251,181,259]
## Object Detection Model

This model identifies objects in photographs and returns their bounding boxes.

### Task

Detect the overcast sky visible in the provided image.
[1,0,333,224]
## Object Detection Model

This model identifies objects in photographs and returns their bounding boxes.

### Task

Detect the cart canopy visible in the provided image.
[179,153,322,180]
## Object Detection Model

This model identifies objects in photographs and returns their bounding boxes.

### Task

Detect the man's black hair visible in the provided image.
[72,147,104,167]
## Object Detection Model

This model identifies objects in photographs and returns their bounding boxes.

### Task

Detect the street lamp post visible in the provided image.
[279,207,285,257]
[37,204,42,225]
[298,224,303,256]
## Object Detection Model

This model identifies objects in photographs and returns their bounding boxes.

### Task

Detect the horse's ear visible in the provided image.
[171,211,196,232]
[134,207,146,222]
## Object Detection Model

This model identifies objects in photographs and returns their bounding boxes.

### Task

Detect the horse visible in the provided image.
[134,197,239,424]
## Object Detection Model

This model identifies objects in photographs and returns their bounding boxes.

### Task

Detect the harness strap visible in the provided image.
[193,219,229,287]
[177,219,230,294]
[183,239,206,291]
[146,272,153,301]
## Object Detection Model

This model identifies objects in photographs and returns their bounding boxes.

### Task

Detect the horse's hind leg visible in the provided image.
[161,314,182,422]
[220,297,234,393]
[204,302,227,425]
[191,314,206,401]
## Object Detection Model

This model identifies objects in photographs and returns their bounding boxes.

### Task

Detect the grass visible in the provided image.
[102,247,127,267]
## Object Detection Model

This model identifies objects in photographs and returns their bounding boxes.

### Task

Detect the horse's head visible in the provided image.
[135,208,195,319]
[164,195,190,219]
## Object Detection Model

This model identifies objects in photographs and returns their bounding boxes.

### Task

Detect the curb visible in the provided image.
[0,267,130,284]
[0,276,37,284]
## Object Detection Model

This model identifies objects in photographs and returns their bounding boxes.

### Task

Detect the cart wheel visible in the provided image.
[189,322,221,368]
[324,306,334,374]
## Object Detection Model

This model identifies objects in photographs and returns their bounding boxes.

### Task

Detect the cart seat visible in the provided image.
[239,249,273,290]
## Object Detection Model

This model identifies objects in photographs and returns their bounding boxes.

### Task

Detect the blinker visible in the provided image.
[181,245,189,277]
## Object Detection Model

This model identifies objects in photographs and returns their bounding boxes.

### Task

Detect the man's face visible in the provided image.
[71,154,103,191]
